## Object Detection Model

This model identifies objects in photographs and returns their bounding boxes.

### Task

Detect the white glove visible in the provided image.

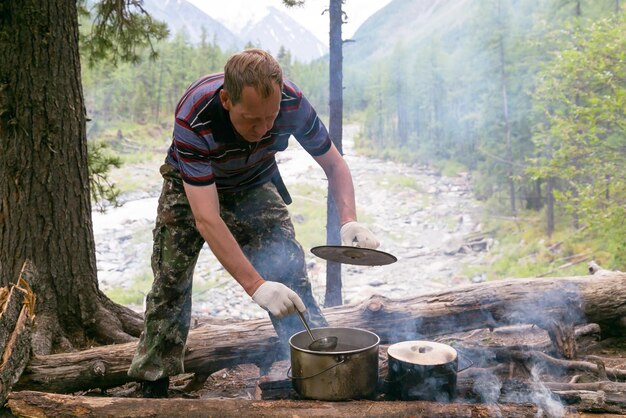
[340,221,380,249]
[251,281,306,319]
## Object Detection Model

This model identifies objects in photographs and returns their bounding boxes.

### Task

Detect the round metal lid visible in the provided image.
[310,245,397,266]
[387,341,457,365]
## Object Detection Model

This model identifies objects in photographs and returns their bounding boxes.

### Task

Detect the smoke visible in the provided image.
[505,284,585,330]
[528,365,566,418]
[495,364,566,418]
[472,369,502,404]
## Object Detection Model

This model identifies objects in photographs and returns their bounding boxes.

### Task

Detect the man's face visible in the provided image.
[220,84,281,143]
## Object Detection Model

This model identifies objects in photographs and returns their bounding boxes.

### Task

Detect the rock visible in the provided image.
[368,279,385,287]
[471,274,487,283]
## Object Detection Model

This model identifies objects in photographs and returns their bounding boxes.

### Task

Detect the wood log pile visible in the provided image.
[3,265,626,417]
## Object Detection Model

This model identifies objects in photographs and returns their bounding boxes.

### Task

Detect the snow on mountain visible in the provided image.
[240,6,328,62]
[143,0,242,51]
[143,0,327,63]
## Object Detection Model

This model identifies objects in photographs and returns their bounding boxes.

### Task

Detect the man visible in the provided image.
[127,48,379,398]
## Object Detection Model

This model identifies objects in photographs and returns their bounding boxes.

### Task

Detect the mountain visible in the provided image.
[142,0,241,51]
[239,6,328,63]
[142,0,327,63]
[344,0,470,65]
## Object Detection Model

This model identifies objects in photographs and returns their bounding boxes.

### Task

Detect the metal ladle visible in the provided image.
[297,311,338,351]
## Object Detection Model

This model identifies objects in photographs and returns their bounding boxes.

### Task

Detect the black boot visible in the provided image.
[141,377,169,398]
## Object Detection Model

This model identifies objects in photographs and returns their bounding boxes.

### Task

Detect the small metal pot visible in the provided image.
[387,340,462,402]
[289,327,379,401]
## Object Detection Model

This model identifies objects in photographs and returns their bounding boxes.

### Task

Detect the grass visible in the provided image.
[379,174,425,192]
[89,121,169,161]
[432,159,469,177]
[191,275,225,303]
[105,271,153,306]
[461,205,604,281]
[89,121,170,196]
[288,183,330,249]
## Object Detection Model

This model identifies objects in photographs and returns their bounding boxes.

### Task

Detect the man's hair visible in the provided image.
[223,48,284,104]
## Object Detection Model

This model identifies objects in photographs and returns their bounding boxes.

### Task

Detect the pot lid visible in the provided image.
[310,245,397,266]
[387,341,457,365]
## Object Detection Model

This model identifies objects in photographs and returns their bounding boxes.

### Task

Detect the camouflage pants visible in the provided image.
[128,164,327,381]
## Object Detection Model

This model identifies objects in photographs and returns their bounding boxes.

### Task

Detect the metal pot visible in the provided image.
[289,327,379,401]
[386,340,461,402]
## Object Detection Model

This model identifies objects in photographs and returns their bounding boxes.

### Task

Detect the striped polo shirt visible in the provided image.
[165,73,331,191]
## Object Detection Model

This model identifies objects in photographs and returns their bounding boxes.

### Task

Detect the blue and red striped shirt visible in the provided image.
[165,73,331,191]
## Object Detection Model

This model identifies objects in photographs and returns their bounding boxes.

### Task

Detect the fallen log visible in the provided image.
[13,273,626,394]
[499,380,626,415]
[547,381,626,392]
[457,347,626,381]
[445,323,601,359]
[554,389,626,415]
[457,371,626,414]
[507,350,626,380]
[5,390,599,418]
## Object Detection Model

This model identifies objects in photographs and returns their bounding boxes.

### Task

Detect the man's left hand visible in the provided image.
[340,221,380,249]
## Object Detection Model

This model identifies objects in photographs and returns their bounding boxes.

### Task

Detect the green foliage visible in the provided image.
[81,37,327,126]
[282,0,306,6]
[87,141,122,211]
[80,0,169,66]
[529,13,626,257]
[464,211,594,280]
[77,0,173,210]
[86,121,169,196]
[342,0,624,269]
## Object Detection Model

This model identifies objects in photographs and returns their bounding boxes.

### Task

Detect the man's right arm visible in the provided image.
[182,182,305,317]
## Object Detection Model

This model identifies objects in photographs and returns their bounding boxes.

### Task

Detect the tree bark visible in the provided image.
[324,0,344,308]
[0,1,141,354]
[12,273,626,394]
[0,277,34,404]
[6,390,579,418]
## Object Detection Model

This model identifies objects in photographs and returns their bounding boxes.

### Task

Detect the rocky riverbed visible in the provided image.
[92,125,490,321]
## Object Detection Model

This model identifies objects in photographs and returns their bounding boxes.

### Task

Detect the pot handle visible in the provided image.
[457,352,474,372]
[287,357,346,380]
[383,369,411,384]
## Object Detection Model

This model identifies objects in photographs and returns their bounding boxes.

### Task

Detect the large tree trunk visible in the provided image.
[7,391,579,418]
[324,0,345,307]
[0,1,141,354]
[13,273,626,394]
